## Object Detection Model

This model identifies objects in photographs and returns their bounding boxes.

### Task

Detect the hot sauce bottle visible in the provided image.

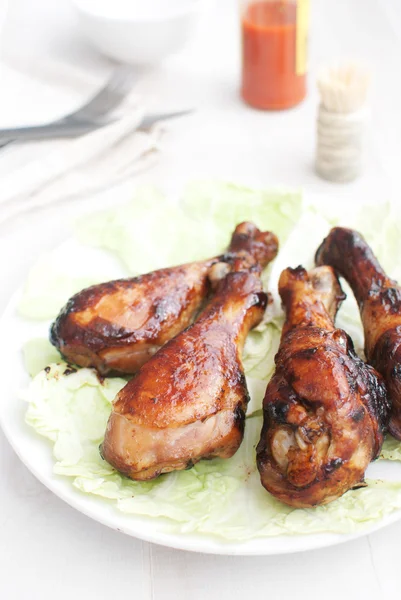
[241,0,309,110]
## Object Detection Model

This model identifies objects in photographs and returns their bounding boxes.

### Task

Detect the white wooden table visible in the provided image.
[1,1,401,598]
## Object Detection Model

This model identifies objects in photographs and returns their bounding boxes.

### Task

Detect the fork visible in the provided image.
[0,65,138,143]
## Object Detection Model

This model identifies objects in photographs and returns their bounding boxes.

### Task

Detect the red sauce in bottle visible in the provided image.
[241,1,307,110]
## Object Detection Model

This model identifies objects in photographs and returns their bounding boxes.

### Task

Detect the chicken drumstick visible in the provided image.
[316,226,401,439]
[50,223,278,376]
[101,235,276,480]
[256,266,389,508]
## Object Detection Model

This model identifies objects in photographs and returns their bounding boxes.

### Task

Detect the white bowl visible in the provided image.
[72,0,205,65]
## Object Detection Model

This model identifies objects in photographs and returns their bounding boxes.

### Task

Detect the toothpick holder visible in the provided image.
[316,104,370,183]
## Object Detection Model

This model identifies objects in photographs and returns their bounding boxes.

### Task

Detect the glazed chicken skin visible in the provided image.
[101,242,274,480]
[316,227,401,439]
[256,266,389,508]
[50,222,278,376]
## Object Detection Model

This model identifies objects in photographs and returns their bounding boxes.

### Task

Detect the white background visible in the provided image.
[1,0,401,598]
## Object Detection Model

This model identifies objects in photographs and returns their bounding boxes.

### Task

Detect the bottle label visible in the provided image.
[296,0,310,76]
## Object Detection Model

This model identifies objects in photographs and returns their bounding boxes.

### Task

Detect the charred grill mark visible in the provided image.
[88,318,133,340]
[391,364,401,379]
[368,278,386,296]
[379,287,401,314]
[218,251,236,265]
[254,291,268,310]
[63,366,77,376]
[233,403,246,435]
[237,371,247,387]
[268,401,290,425]
[323,458,343,476]
[52,317,136,355]
[49,321,59,349]
[294,347,318,360]
[344,365,358,394]
[350,407,365,422]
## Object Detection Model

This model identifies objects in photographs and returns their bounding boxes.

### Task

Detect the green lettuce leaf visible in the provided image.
[18,180,303,420]
[381,436,401,461]
[22,338,62,377]
[348,201,401,282]
[23,364,401,540]
[17,242,124,321]
[19,183,401,540]
[181,181,303,252]
[18,182,303,321]
[243,320,282,381]
[17,254,101,320]
[74,182,303,275]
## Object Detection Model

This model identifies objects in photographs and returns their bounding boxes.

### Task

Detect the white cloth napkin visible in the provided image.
[0,62,162,226]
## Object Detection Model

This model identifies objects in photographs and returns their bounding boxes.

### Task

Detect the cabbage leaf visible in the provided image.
[23,364,401,540]
[20,183,401,540]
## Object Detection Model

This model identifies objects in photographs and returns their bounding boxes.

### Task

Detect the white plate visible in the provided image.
[1,237,401,556]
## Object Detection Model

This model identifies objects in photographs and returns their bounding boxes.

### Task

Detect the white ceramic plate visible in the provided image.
[1,237,401,556]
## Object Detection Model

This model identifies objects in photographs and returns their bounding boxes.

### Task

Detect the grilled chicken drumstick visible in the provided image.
[316,226,401,439]
[101,231,277,480]
[256,266,389,508]
[50,223,278,376]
